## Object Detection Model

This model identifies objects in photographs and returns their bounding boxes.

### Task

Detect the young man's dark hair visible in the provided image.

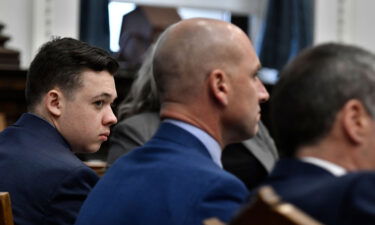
[26,37,119,111]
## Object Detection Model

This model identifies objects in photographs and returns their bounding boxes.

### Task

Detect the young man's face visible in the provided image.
[57,70,117,153]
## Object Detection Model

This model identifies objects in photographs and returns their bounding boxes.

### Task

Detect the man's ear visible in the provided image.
[341,99,371,144]
[208,69,230,106]
[45,89,63,117]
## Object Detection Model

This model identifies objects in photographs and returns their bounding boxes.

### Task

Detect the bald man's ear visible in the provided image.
[208,69,229,106]
[45,89,63,117]
[341,99,371,145]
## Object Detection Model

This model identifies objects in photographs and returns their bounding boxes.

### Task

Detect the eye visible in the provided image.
[93,100,104,108]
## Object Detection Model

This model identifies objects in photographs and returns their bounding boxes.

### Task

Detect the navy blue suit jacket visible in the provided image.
[75,122,249,225]
[0,113,99,225]
[262,158,375,225]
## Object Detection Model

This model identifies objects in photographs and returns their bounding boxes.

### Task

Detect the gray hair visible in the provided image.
[117,44,160,120]
[271,43,375,157]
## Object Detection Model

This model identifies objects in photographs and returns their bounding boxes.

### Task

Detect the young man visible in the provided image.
[0,37,118,225]
[75,18,269,225]
[263,43,375,225]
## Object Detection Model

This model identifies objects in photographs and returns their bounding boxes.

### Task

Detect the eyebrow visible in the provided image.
[252,64,262,77]
[92,93,116,101]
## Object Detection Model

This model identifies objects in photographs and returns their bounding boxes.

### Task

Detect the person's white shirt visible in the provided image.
[301,157,346,177]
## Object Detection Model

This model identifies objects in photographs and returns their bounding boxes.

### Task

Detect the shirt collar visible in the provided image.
[164,119,223,168]
[300,157,347,177]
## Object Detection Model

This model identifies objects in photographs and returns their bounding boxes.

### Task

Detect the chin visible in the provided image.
[74,146,100,154]
[86,147,100,154]
[253,124,259,134]
[244,123,258,138]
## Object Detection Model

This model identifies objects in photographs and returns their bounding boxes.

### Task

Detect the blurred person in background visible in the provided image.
[263,43,375,225]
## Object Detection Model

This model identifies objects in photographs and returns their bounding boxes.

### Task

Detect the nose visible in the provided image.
[257,78,269,103]
[103,106,118,126]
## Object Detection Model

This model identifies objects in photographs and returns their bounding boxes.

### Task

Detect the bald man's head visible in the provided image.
[153,18,253,102]
[152,18,267,145]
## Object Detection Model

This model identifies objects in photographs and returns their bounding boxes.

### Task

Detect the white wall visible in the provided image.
[0,0,79,69]
[0,0,261,69]
[350,0,375,52]
[315,0,375,53]
[0,0,33,69]
[31,0,79,58]
[4,0,375,69]
[121,0,263,15]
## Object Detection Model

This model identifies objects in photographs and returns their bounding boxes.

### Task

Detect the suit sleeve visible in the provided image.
[43,166,99,225]
[185,175,249,225]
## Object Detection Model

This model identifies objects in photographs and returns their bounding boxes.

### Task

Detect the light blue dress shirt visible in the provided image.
[164,119,223,168]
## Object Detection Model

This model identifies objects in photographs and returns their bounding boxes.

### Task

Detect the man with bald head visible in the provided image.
[75,18,269,225]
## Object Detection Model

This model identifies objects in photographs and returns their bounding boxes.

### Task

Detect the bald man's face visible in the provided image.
[224,39,269,142]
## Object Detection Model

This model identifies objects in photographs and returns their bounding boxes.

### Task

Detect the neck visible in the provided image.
[296,140,360,172]
[29,107,57,128]
[160,102,225,148]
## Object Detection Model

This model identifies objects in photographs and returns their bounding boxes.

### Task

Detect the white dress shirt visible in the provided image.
[301,157,346,177]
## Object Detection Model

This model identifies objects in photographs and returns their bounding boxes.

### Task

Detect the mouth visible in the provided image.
[99,132,110,141]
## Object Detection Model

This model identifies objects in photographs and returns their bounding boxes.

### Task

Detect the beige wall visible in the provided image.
[123,0,263,15]
[0,0,262,69]
[315,0,375,53]
[3,0,375,69]
[0,0,33,69]
[0,0,79,69]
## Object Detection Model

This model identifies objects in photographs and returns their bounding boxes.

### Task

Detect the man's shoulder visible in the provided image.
[262,159,337,201]
[0,122,90,177]
[102,142,247,206]
[1,114,68,150]
[117,141,213,171]
[268,158,333,179]
[339,171,375,190]
[265,164,375,203]
[272,162,375,187]
[265,170,375,225]
[112,141,242,194]
[109,121,229,184]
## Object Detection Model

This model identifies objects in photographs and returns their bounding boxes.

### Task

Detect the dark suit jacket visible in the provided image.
[107,112,159,165]
[108,113,278,168]
[107,112,278,190]
[0,113,99,225]
[262,158,375,225]
[75,122,249,225]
